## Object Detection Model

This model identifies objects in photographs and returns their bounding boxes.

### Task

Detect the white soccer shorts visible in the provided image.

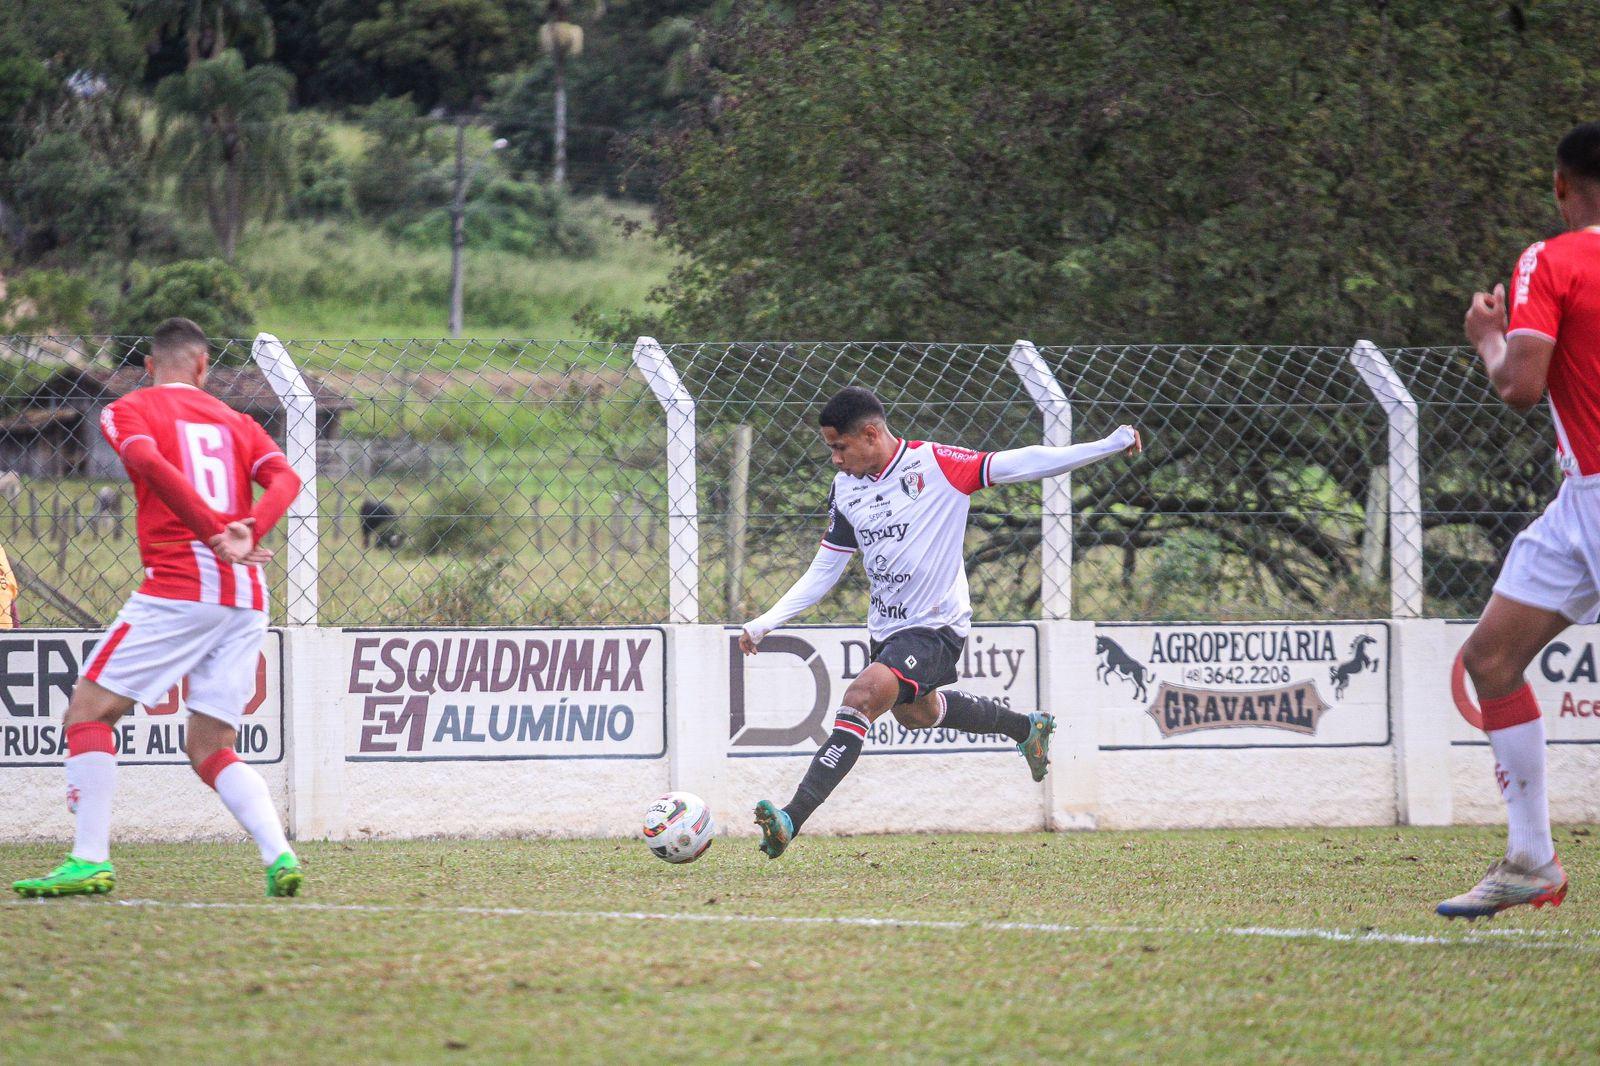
[1494,476,1600,624]
[82,593,268,727]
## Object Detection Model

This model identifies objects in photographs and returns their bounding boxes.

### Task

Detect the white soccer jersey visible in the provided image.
[821,439,993,640]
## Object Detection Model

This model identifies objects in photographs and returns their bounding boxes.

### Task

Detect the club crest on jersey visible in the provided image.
[900,470,924,500]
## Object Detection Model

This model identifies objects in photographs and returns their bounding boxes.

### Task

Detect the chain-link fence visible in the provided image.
[0,334,1545,628]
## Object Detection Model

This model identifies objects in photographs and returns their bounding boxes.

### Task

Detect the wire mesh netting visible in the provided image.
[0,334,1561,628]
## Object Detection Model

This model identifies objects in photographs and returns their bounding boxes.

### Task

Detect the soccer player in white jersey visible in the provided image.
[740,386,1140,857]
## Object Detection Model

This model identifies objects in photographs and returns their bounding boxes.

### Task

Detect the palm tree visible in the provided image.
[154,49,293,260]
[133,0,275,68]
[539,0,603,190]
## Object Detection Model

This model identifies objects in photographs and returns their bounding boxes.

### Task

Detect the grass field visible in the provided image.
[4,826,1598,1061]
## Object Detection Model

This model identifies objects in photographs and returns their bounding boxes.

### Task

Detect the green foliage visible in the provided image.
[348,96,451,220]
[154,49,296,260]
[411,556,512,623]
[636,0,1600,346]
[118,258,256,345]
[240,210,668,339]
[0,270,95,334]
[395,178,597,257]
[486,0,728,195]
[348,0,538,111]
[410,485,499,556]
[5,134,141,257]
[285,123,356,220]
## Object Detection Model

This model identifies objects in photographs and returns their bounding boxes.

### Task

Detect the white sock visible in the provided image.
[66,752,116,863]
[213,762,293,865]
[1487,717,1555,870]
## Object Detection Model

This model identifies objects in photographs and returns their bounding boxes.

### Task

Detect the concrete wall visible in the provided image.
[3,618,1595,844]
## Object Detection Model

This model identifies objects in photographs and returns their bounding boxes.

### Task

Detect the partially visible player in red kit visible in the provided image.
[1437,122,1600,919]
[12,318,306,900]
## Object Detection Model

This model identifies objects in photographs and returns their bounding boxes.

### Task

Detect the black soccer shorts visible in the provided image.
[869,625,965,705]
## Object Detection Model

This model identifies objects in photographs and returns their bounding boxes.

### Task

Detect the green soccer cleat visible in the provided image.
[1018,712,1056,782]
[265,852,304,898]
[12,856,115,899]
[753,800,794,859]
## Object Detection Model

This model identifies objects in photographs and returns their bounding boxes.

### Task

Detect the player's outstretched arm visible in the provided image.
[739,545,852,655]
[986,425,1141,486]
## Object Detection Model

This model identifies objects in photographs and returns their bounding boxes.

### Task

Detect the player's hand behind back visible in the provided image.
[208,518,273,566]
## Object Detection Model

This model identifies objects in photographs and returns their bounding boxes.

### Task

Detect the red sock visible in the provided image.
[66,721,116,755]
[1481,684,1540,731]
[196,748,241,790]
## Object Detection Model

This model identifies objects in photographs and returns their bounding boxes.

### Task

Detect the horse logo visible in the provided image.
[1097,636,1153,702]
[1330,634,1380,699]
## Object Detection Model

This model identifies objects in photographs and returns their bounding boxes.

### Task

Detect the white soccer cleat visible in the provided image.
[1435,857,1568,920]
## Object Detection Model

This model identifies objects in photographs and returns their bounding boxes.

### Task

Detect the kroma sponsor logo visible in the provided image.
[345,630,666,760]
[1095,625,1386,744]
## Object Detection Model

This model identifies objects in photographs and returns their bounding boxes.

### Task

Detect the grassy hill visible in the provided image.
[241,199,672,341]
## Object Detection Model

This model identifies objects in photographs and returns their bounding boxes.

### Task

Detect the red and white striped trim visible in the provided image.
[834,713,869,738]
[979,451,995,488]
[250,450,286,478]
[116,434,155,455]
[84,622,132,683]
[191,541,222,604]
[872,439,907,481]
[820,540,856,554]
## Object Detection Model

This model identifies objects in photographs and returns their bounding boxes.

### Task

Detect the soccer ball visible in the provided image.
[642,791,715,864]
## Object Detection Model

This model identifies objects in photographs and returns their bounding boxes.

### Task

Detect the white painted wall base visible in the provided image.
[4,618,1597,845]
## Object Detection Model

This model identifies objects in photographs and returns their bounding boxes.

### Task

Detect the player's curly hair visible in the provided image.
[819,386,886,434]
[1557,122,1600,185]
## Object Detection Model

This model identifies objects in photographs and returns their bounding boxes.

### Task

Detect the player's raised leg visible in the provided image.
[1437,593,1570,919]
[12,678,133,898]
[754,664,898,858]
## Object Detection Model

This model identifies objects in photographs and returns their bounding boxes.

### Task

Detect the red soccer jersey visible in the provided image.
[1507,226,1600,477]
[98,383,285,609]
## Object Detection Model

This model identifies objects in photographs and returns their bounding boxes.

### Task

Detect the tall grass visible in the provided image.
[239,201,672,341]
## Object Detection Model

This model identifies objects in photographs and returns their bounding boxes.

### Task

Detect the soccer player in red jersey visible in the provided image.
[1437,123,1600,918]
[12,318,306,899]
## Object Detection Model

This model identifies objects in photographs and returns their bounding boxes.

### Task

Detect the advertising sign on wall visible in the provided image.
[344,628,666,761]
[0,629,283,766]
[1445,620,1600,745]
[1093,622,1390,749]
[728,624,1040,756]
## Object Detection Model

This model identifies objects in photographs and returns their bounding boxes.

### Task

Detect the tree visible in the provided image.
[488,0,733,196]
[633,1,1598,346]
[132,0,276,69]
[351,0,536,333]
[621,0,1600,615]
[154,49,294,261]
[118,258,255,348]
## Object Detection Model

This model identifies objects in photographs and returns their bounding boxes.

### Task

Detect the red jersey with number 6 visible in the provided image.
[98,383,285,608]
[1507,227,1600,478]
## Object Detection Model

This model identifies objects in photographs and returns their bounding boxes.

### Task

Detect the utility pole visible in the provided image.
[448,125,508,339]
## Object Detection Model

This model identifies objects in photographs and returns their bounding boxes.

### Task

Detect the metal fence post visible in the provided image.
[253,333,321,625]
[632,336,700,623]
[1348,340,1423,618]
[1006,339,1073,620]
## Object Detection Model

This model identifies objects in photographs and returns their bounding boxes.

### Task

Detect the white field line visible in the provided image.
[5,896,1597,952]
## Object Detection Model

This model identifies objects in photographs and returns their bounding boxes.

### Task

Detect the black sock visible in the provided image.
[782,708,868,833]
[939,690,1032,743]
